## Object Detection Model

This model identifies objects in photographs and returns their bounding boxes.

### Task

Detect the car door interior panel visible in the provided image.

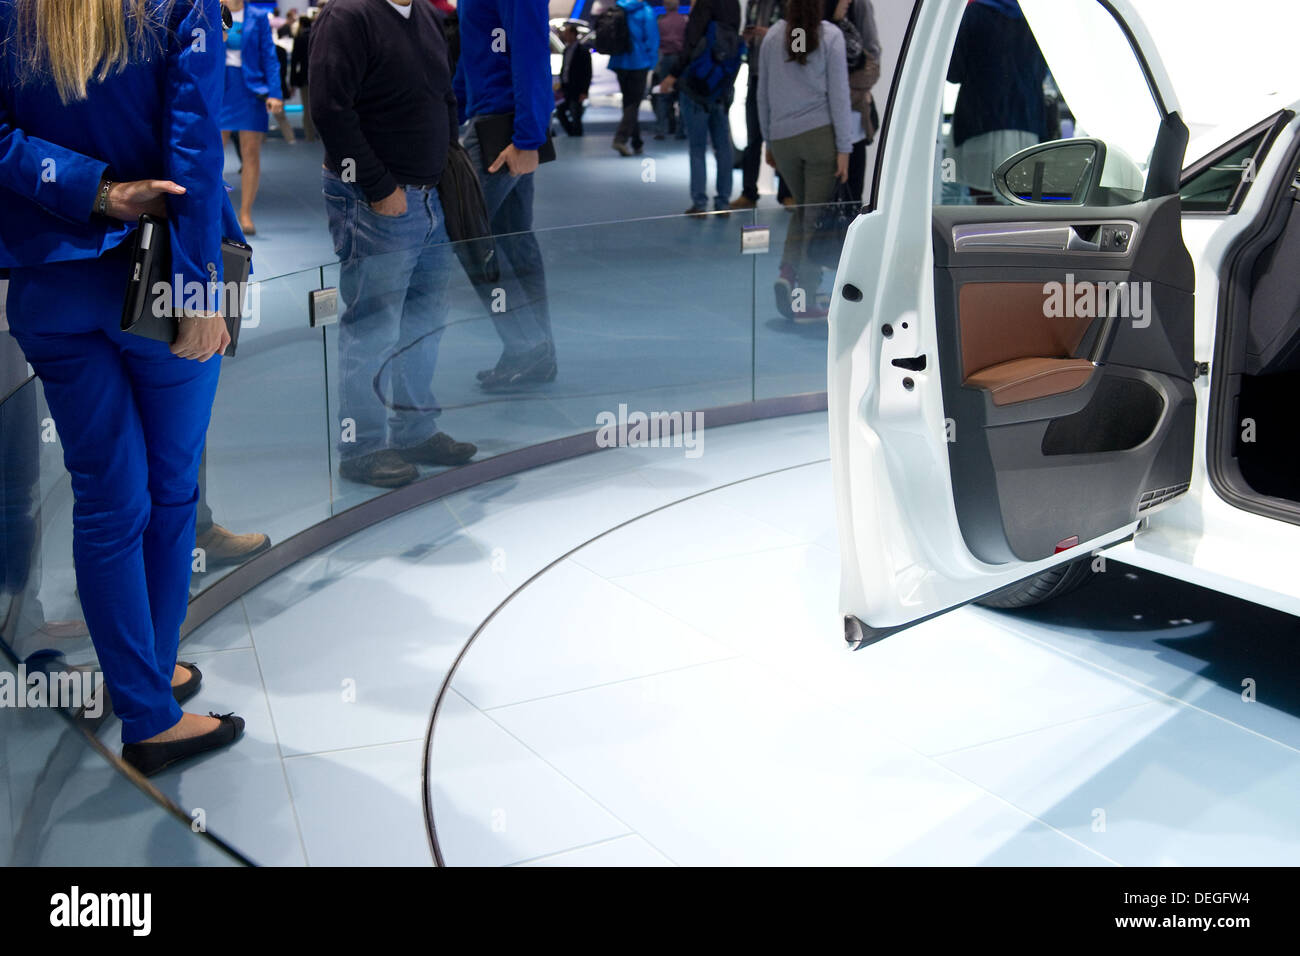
[931,196,1196,564]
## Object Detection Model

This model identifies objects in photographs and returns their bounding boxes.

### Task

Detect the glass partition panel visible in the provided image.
[323,210,761,513]
[194,266,331,593]
[753,201,847,400]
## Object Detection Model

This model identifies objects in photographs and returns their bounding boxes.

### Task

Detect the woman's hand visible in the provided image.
[171,313,230,362]
[105,180,187,221]
[266,97,284,113]
[765,147,776,169]
[835,153,850,183]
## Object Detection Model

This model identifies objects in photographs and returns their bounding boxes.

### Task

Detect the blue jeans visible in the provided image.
[463,118,554,360]
[680,93,734,210]
[323,168,453,460]
[8,324,219,742]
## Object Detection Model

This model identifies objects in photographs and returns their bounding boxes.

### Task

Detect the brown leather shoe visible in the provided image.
[398,432,478,467]
[339,449,419,488]
[729,196,757,210]
[195,524,272,568]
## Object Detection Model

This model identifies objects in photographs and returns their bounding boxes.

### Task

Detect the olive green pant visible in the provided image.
[769,124,838,290]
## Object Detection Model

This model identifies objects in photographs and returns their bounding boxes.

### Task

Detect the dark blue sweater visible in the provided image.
[947,4,1048,147]
[453,0,552,151]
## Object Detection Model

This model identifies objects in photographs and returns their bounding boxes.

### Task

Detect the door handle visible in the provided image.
[1065,225,1100,252]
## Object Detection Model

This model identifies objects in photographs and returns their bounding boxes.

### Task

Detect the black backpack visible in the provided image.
[594,5,631,55]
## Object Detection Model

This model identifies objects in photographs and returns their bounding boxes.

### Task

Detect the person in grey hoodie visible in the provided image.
[758,0,853,320]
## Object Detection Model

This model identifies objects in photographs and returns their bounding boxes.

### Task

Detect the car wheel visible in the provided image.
[975,556,1094,610]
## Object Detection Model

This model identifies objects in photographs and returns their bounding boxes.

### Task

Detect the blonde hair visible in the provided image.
[14,0,173,103]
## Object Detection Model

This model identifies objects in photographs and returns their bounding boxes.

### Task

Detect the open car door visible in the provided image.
[829,0,1196,645]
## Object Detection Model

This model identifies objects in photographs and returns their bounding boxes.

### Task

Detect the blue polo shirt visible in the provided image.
[452,0,552,151]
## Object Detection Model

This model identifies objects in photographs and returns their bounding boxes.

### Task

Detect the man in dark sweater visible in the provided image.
[658,0,743,214]
[310,0,476,489]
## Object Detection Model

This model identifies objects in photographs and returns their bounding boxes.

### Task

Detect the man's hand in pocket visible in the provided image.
[371,187,407,217]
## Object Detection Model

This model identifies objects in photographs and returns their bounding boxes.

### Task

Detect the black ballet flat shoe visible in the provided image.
[172,661,202,705]
[121,712,245,778]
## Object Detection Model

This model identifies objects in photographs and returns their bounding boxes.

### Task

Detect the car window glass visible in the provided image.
[935,0,1162,207]
[1180,133,1266,213]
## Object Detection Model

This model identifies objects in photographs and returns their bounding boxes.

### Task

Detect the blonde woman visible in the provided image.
[0,0,246,775]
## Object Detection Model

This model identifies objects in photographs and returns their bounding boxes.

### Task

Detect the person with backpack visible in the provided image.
[658,0,743,214]
[608,0,660,156]
[758,0,853,320]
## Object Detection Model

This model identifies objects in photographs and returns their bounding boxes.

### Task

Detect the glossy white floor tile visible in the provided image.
[443,468,675,590]
[515,835,675,867]
[936,700,1300,866]
[485,658,1104,866]
[700,461,839,552]
[283,740,431,867]
[570,495,805,579]
[181,600,253,653]
[244,535,506,755]
[601,541,1162,755]
[451,559,736,710]
[430,691,632,867]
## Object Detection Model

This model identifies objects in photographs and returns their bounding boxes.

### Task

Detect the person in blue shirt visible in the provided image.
[0,0,246,776]
[220,0,282,235]
[608,0,659,157]
[453,0,558,392]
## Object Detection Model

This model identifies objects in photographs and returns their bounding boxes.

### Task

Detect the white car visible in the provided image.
[829,0,1300,645]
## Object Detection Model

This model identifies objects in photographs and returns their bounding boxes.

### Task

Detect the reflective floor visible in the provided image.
[70,412,1300,866]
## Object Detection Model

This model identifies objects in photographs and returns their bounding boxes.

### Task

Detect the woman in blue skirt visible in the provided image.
[220,0,281,235]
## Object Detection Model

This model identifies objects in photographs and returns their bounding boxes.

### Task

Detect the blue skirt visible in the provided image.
[220,65,268,133]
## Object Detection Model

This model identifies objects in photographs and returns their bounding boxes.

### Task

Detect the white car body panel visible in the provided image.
[830,0,1300,630]
[1104,112,1300,617]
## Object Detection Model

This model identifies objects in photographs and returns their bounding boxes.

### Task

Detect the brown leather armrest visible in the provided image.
[964,357,1094,406]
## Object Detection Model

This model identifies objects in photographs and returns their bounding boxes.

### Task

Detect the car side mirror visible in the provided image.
[994,139,1107,206]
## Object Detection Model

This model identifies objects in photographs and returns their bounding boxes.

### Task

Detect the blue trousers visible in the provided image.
[463,118,555,360]
[8,319,220,743]
[323,169,453,460]
[680,93,735,211]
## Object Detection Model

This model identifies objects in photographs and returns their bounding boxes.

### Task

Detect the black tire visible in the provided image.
[975,557,1095,610]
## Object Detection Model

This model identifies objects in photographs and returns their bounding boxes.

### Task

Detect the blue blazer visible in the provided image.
[230,4,281,100]
[0,0,242,298]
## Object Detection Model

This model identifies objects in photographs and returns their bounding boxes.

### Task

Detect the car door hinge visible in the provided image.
[1193,361,1210,380]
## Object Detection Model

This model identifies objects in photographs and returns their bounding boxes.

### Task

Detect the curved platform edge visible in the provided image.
[182,392,829,642]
